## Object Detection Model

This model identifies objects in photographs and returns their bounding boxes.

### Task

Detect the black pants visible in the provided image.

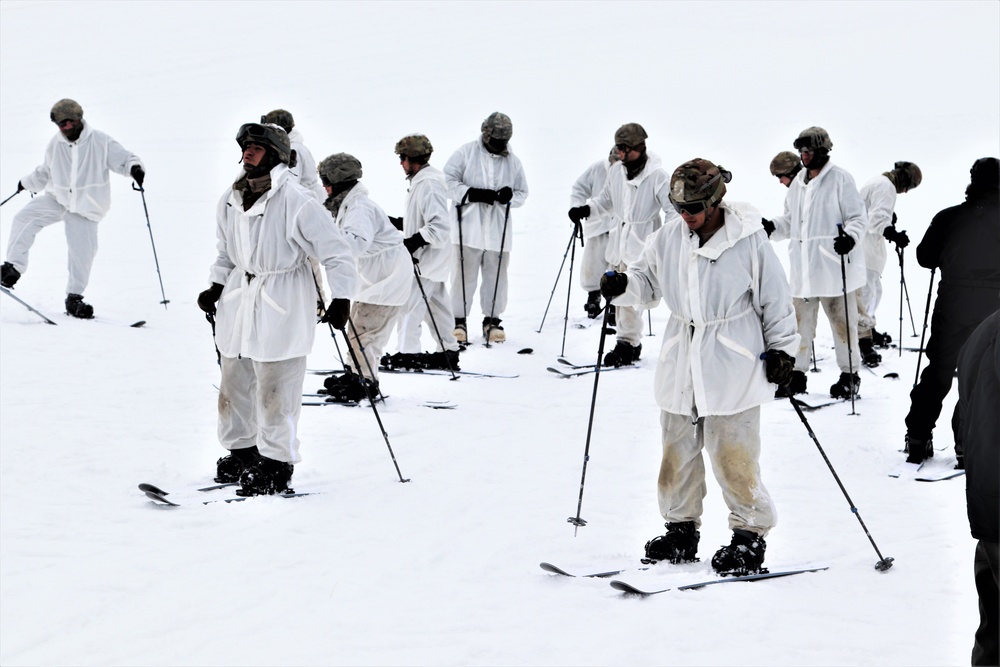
[904,309,981,443]
[973,540,999,666]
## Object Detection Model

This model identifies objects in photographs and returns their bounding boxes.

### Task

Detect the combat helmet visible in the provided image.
[318,153,363,187]
[669,158,732,214]
[793,126,833,151]
[236,122,296,167]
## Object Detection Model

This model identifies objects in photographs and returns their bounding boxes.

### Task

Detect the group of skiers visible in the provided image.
[2,105,997,639]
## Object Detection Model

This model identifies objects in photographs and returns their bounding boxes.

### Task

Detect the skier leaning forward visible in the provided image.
[601,159,799,575]
[199,122,358,496]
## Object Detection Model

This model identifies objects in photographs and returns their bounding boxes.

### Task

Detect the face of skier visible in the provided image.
[242,143,267,169]
[680,204,724,240]
[616,143,641,162]
[399,154,421,178]
[799,147,816,169]
[56,118,83,141]
[777,174,794,188]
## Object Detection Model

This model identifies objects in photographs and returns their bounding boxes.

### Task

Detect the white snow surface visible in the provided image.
[1,2,998,665]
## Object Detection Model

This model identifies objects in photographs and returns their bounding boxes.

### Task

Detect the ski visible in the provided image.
[888,461,923,478]
[96,318,146,328]
[785,396,844,411]
[0,286,58,325]
[379,367,518,379]
[139,481,239,495]
[139,482,313,506]
[609,564,830,596]
[916,468,966,482]
[302,394,456,409]
[556,357,599,369]
[539,561,646,578]
[547,364,635,378]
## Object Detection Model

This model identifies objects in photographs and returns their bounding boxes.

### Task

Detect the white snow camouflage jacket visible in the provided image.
[333,183,413,306]
[403,164,453,283]
[769,162,869,298]
[616,201,799,417]
[210,164,358,362]
[860,174,898,276]
[21,122,143,223]
[287,129,327,204]
[444,139,528,252]
[569,158,619,239]
[588,151,682,267]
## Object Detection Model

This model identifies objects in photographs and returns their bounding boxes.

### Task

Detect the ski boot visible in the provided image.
[453,318,468,344]
[483,317,505,343]
[237,455,293,496]
[830,372,860,399]
[584,290,602,319]
[871,329,892,349]
[603,340,641,367]
[215,445,260,484]
[774,370,807,398]
[425,349,461,371]
[65,293,94,319]
[859,337,881,368]
[1,262,20,289]
[904,434,934,465]
[711,529,767,576]
[323,371,378,403]
[643,521,700,564]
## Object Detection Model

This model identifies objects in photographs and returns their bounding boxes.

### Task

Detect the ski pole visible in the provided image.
[568,302,614,535]
[559,222,582,357]
[837,225,858,415]
[811,342,819,373]
[0,188,23,207]
[536,226,577,334]
[913,268,936,387]
[339,315,410,483]
[413,262,459,380]
[343,316,388,403]
[788,396,894,572]
[456,192,470,338]
[484,201,511,348]
[132,184,169,309]
[205,312,220,365]
[0,285,57,325]
[898,248,905,358]
[897,248,918,337]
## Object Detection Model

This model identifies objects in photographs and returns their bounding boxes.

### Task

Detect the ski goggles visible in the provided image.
[669,198,709,216]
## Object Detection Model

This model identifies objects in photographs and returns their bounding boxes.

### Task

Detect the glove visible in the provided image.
[388,216,404,231]
[763,349,795,386]
[495,186,513,205]
[891,212,897,226]
[466,188,496,204]
[197,283,224,315]
[833,233,856,255]
[883,226,910,249]
[403,233,428,255]
[600,270,628,299]
[568,205,591,225]
[16,182,24,193]
[321,298,351,329]
[130,165,145,187]
[761,218,775,237]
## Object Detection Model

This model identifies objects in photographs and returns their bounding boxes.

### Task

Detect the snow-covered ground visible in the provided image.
[1,2,997,665]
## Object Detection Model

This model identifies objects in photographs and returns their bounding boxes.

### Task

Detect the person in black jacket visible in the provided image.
[902,157,1000,464]
[954,310,999,666]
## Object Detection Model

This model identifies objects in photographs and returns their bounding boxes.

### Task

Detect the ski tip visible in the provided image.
[131,320,147,327]
[138,482,168,495]
[517,347,533,355]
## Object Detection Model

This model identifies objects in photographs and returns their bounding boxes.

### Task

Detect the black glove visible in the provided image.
[891,212,897,226]
[883,226,910,249]
[833,233,856,255]
[130,165,145,187]
[763,349,795,386]
[321,298,351,329]
[16,181,25,193]
[495,186,513,205]
[388,216,404,231]
[568,205,591,225]
[197,283,224,315]
[600,270,628,299]
[466,188,496,204]
[761,218,775,237]
[403,233,428,255]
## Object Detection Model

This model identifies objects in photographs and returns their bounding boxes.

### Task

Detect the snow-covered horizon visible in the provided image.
[2,2,998,665]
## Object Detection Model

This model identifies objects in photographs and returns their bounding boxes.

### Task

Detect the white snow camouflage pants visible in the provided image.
[345,302,403,383]
[657,407,776,536]
[6,193,99,295]
[218,355,306,464]
[450,246,509,322]
[579,231,611,292]
[793,292,861,374]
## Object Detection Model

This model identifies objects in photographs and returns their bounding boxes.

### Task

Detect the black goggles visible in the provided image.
[236,123,269,143]
[670,198,709,216]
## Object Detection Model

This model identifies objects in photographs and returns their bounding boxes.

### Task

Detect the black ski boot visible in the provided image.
[774,369,807,398]
[584,290,602,319]
[323,371,378,403]
[904,434,934,465]
[1,262,20,288]
[65,293,94,319]
[711,529,767,576]
[830,372,860,399]
[453,318,468,344]
[237,455,293,496]
[871,329,892,349]
[379,352,425,371]
[859,337,881,368]
[425,349,461,371]
[215,445,259,483]
[644,521,700,564]
[603,340,641,367]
